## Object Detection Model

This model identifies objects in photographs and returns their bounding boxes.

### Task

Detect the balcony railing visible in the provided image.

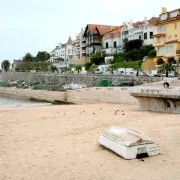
[176,50,180,54]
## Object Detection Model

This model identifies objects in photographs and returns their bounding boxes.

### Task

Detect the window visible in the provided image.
[106,42,109,48]
[114,41,117,48]
[158,37,164,43]
[174,23,177,29]
[170,11,177,18]
[159,26,166,32]
[166,45,174,52]
[175,34,177,38]
[154,37,157,43]
[158,47,165,55]
[150,32,153,39]
[144,32,147,39]
[139,35,141,40]
[68,49,71,54]
[160,13,167,20]
[168,35,173,40]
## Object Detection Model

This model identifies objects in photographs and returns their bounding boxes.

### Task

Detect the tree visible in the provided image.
[108,64,118,74]
[89,64,97,73]
[23,53,34,62]
[35,51,50,62]
[90,51,104,65]
[1,60,10,72]
[50,66,58,73]
[133,61,142,76]
[140,45,154,57]
[124,39,143,52]
[161,62,172,77]
[85,62,93,71]
[148,50,156,58]
[75,66,82,74]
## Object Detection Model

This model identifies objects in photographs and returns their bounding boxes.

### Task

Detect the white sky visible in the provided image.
[0,0,178,63]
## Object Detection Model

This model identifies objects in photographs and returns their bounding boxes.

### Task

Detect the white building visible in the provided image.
[72,28,87,65]
[101,26,123,57]
[121,17,158,46]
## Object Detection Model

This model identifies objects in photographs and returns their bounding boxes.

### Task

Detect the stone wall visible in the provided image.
[0,87,139,105]
[0,72,163,87]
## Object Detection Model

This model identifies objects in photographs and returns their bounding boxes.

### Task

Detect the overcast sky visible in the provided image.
[0,0,178,63]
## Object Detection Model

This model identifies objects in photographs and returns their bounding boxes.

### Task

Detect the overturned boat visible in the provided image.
[98,126,158,159]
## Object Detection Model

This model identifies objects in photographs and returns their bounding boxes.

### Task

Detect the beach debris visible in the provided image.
[93,112,96,115]
[98,126,159,160]
[63,113,65,115]
[122,113,125,116]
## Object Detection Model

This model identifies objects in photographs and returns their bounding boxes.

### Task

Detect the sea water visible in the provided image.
[0,96,50,107]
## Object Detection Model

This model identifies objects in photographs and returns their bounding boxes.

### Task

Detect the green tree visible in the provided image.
[108,64,118,74]
[148,50,156,58]
[50,66,58,73]
[85,62,93,71]
[75,66,82,74]
[90,52,104,65]
[35,51,50,61]
[23,53,34,62]
[89,64,97,72]
[124,39,143,52]
[140,45,154,57]
[1,60,10,72]
[161,62,172,77]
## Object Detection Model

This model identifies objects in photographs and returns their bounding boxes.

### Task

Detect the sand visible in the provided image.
[0,104,180,180]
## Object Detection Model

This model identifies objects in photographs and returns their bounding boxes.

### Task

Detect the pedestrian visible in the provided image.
[163,82,170,88]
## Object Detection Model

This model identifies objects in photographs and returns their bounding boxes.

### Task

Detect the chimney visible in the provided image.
[161,7,167,13]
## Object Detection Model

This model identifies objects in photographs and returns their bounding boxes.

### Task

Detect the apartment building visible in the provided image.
[153,7,180,73]
[121,17,158,47]
[101,26,123,57]
[83,24,119,60]
[71,28,87,65]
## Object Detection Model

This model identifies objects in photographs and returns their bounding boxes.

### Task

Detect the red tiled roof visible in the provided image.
[148,17,159,25]
[103,26,123,39]
[87,24,119,36]
[67,36,72,45]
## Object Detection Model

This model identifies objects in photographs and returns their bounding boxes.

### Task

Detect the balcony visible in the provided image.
[93,39,101,44]
[176,50,180,55]
[81,43,86,47]
[122,30,128,35]
[153,41,165,47]
[81,50,86,54]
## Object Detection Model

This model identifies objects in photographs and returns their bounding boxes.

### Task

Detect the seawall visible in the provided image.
[0,87,138,105]
[0,72,163,87]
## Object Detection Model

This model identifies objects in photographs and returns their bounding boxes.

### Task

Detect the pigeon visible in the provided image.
[122,113,125,116]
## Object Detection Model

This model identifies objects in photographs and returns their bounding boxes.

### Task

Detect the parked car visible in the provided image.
[154,73,163,77]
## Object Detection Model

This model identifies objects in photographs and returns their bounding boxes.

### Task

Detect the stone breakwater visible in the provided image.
[0,72,163,87]
[0,87,138,105]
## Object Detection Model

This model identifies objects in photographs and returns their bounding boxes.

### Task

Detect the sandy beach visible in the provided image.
[1,104,180,180]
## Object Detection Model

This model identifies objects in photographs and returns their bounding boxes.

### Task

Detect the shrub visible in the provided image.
[148,50,156,58]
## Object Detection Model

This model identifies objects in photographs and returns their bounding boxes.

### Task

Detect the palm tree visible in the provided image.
[108,64,118,74]
[75,66,82,74]
[161,62,172,77]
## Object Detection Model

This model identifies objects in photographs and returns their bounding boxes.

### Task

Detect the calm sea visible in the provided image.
[0,96,50,107]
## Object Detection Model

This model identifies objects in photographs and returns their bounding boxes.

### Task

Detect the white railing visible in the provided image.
[136,87,180,96]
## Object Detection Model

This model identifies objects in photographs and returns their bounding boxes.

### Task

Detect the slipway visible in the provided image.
[98,126,158,159]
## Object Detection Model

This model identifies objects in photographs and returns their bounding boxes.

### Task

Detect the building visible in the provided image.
[83,24,119,61]
[121,17,158,48]
[153,7,180,72]
[50,36,73,62]
[72,28,87,65]
[101,26,123,57]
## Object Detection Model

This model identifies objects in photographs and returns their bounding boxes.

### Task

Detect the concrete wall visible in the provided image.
[131,88,180,113]
[0,72,163,87]
[0,87,139,105]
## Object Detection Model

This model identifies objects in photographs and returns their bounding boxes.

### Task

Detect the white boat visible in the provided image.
[98,126,158,159]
